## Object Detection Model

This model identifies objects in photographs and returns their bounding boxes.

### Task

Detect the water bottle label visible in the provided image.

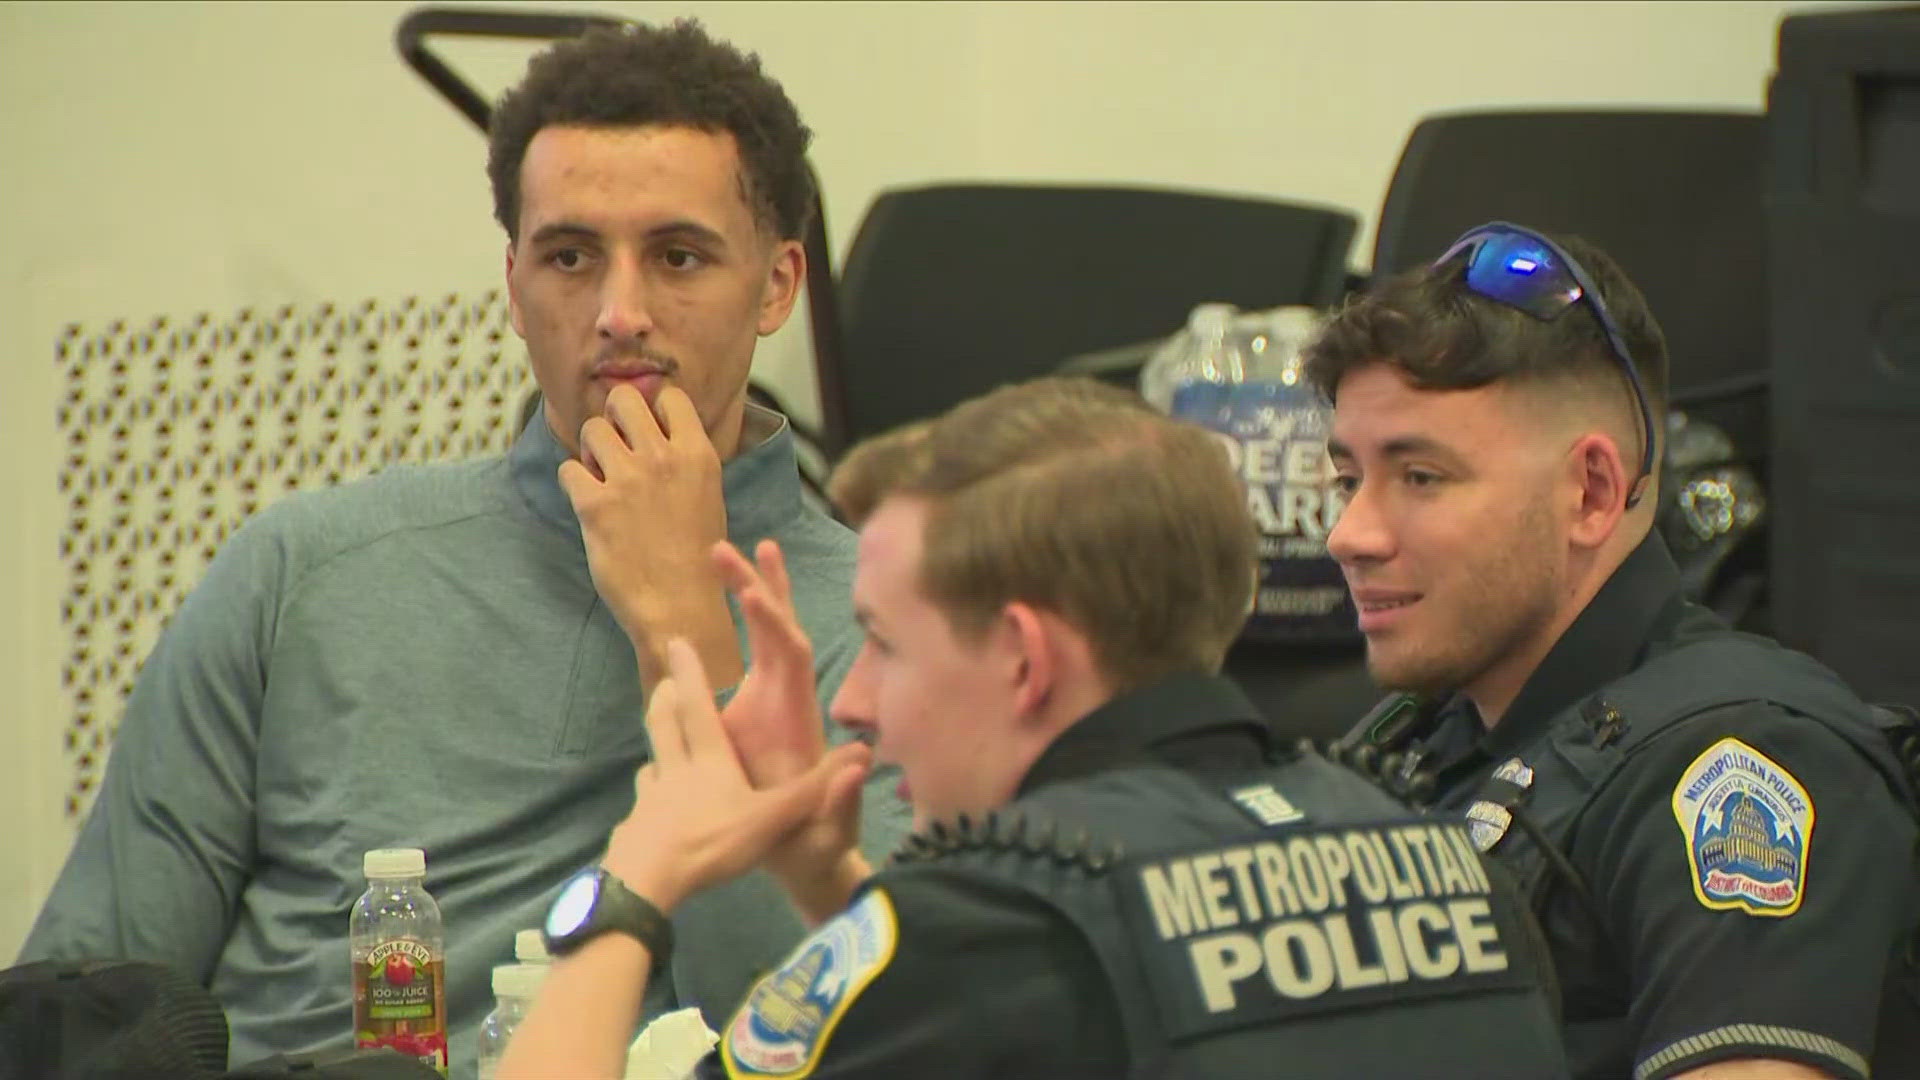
[1170,379,1357,643]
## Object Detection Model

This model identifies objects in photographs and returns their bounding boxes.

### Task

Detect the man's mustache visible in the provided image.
[591,349,680,376]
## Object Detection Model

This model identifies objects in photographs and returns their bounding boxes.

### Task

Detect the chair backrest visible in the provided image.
[825,183,1358,453]
[1767,7,1920,706]
[1372,110,1770,454]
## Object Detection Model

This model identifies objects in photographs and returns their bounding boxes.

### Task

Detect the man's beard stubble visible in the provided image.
[1365,498,1565,701]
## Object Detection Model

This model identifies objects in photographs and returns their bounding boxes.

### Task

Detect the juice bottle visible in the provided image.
[351,847,448,1074]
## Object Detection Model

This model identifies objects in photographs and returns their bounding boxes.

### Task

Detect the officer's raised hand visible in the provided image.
[605,638,871,913]
[713,539,873,923]
[500,640,870,1080]
[560,383,743,690]
[712,540,824,779]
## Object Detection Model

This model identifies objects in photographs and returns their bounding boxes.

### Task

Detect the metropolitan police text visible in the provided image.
[1137,823,1511,1013]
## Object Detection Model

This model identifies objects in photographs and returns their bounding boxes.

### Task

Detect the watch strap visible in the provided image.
[598,869,675,964]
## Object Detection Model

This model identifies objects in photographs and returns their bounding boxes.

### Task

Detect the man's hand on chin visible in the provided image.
[560,383,743,689]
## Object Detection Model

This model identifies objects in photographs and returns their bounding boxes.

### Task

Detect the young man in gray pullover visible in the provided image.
[18,22,907,1078]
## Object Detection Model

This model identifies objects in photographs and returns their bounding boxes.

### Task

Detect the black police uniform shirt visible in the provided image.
[698,673,1568,1080]
[1405,533,1916,1080]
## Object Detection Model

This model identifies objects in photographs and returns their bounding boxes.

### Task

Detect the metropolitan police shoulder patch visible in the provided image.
[1671,737,1814,917]
[722,887,899,1078]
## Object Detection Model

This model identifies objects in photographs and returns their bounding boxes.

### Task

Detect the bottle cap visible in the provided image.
[491,962,548,999]
[515,929,550,963]
[363,848,426,879]
[1266,305,1324,340]
[1186,302,1236,336]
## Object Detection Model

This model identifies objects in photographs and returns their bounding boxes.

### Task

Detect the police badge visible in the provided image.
[1464,758,1535,853]
[722,889,899,1077]
[1672,737,1813,917]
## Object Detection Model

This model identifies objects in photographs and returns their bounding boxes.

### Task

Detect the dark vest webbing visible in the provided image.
[883,751,1566,1080]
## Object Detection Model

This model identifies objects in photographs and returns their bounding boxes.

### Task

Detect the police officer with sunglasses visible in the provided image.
[1312,222,1920,1080]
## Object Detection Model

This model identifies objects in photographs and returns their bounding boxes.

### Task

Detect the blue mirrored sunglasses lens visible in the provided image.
[1459,231,1584,321]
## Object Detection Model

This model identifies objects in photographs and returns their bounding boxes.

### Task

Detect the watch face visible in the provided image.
[546,870,601,940]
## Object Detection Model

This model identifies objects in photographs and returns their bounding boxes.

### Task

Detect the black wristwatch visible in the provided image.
[542,866,675,963]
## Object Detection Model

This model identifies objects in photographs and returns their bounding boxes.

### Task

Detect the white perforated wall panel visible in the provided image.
[54,292,528,818]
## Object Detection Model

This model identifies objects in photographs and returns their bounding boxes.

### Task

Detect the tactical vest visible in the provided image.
[887,748,1569,1080]
[1339,625,1920,1077]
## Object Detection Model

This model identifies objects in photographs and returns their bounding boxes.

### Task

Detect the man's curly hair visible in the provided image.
[487,20,815,242]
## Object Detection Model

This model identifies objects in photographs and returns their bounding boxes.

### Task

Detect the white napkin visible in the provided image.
[624,1007,719,1079]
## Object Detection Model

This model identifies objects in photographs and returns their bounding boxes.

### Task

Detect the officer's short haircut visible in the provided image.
[897,377,1257,691]
[487,20,815,242]
[1304,234,1670,448]
[828,419,934,529]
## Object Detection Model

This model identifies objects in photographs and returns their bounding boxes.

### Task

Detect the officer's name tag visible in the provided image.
[1114,821,1531,1038]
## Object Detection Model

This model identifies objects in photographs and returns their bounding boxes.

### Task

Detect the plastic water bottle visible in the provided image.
[351,848,449,1075]
[1140,303,1249,413]
[1139,303,1358,643]
[514,928,549,965]
[475,962,548,1080]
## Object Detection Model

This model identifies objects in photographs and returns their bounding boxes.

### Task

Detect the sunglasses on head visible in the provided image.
[1432,221,1658,508]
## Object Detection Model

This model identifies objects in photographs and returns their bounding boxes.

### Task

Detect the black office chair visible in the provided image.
[1374,110,1769,443]
[821,183,1358,457]
[817,183,1369,739]
[1371,109,1773,625]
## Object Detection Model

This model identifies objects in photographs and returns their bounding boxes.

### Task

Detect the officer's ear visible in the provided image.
[1564,430,1632,550]
[992,601,1079,720]
[994,602,1052,716]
